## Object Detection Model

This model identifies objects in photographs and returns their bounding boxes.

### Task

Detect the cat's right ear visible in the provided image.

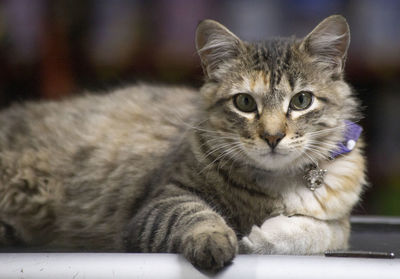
[196,20,244,79]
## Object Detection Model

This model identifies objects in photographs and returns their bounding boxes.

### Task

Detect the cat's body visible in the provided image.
[0,15,366,270]
[0,85,199,249]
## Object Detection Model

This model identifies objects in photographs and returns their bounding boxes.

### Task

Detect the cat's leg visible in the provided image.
[240,215,349,254]
[124,185,238,271]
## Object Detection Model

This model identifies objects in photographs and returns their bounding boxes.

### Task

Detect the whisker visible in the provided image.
[198,136,240,148]
[306,142,339,152]
[199,142,242,174]
[304,147,331,161]
[226,148,245,179]
[306,143,337,153]
[306,140,339,149]
[306,121,359,136]
[217,145,243,170]
[201,145,242,174]
[302,149,319,166]
[202,142,240,160]
[174,114,237,137]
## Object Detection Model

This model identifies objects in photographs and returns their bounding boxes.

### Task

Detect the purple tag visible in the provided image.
[330,120,363,158]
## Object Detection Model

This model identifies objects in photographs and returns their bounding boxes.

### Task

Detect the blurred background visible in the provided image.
[0,0,399,215]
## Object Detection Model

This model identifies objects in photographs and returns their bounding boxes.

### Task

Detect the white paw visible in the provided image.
[240,225,274,254]
[240,215,333,255]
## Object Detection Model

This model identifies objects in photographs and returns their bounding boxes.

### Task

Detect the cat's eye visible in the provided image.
[289,91,313,111]
[233,93,257,112]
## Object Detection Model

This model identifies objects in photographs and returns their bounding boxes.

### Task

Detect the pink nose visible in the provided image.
[263,132,285,149]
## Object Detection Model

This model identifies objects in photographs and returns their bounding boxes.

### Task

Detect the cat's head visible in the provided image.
[195,15,360,172]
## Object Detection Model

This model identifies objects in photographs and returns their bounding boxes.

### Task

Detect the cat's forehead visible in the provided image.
[230,40,302,106]
[247,40,294,73]
[231,70,289,102]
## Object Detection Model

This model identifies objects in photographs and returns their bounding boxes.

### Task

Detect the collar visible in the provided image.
[330,120,363,158]
[304,120,362,191]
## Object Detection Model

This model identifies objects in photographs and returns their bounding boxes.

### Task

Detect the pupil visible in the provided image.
[243,97,249,105]
[299,94,304,104]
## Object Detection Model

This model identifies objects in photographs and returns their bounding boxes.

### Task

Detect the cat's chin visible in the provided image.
[244,150,302,172]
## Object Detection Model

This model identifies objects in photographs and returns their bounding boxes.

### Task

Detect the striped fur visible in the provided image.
[0,15,365,271]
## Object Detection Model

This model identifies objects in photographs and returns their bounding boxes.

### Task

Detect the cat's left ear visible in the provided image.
[300,15,350,73]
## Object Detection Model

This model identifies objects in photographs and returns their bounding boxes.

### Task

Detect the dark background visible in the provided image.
[0,0,399,215]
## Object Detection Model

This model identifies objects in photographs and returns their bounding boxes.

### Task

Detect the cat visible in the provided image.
[0,15,366,271]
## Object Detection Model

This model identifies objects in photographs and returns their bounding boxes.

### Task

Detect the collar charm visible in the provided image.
[304,164,327,191]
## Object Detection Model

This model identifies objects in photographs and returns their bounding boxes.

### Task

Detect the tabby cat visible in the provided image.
[0,15,365,271]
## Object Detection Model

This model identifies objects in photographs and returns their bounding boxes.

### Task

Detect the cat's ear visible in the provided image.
[301,15,350,73]
[196,20,244,79]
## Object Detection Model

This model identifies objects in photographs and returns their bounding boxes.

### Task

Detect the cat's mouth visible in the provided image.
[240,143,301,170]
[258,149,290,157]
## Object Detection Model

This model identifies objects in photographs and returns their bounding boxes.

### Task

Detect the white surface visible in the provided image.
[0,253,399,279]
[351,215,400,225]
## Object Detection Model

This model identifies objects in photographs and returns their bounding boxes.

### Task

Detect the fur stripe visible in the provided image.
[168,210,220,253]
[181,210,218,228]
[155,203,204,252]
[137,195,196,251]
[170,179,204,197]
[217,167,269,198]
[148,200,200,252]
[206,96,231,111]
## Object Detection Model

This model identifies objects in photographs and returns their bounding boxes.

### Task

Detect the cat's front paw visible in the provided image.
[240,215,341,255]
[182,223,238,271]
[240,225,275,254]
[241,215,308,254]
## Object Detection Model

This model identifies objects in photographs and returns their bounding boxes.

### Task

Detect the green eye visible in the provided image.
[233,93,257,112]
[289,91,313,110]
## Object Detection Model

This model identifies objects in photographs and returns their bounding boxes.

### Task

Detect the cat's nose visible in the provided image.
[263,132,286,149]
